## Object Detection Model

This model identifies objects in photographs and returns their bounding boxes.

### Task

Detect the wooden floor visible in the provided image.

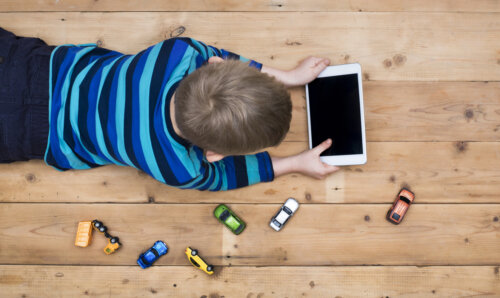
[1,1,500,297]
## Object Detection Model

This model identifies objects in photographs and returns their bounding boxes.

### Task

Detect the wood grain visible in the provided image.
[2,141,499,204]
[0,204,498,266]
[0,265,499,297]
[0,1,499,297]
[1,12,499,81]
[0,0,498,12]
[286,81,500,143]
[0,204,222,266]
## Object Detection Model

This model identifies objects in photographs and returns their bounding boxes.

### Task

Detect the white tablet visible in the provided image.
[305,63,367,166]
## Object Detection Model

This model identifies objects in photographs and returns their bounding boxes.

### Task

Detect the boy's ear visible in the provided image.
[208,56,224,64]
[205,150,226,163]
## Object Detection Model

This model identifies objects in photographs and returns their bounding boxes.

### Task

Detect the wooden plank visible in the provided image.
[0,0,499,12]
[286,81,500,143]
[0,204,222,265]
[0,265,499,297]
[0,204,498,265]
[0,160,157,203]
[1,12,499,81]
[221,204,500,266]
[2,141,499,204]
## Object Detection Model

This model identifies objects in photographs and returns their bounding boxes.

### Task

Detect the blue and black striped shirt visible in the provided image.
[45,37,274,190]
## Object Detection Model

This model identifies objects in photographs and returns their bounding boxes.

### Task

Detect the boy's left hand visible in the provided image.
[271,138,340,180]
[287,56,330,87]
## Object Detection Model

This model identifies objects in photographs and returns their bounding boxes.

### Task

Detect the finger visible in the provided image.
[311,59,330,76]
[313,57,330,67]
[322,162,339,170]
[312,138,332,155]
[311,57,324,67]
[323,165,340,174]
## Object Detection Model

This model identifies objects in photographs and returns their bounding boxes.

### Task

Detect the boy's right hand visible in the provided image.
[293,139,340,179]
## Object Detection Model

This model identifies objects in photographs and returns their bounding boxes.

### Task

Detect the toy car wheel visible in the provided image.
[99,226,107,233]
[191,250,198,256]
[206,265,213,272]
[110,237,119,244]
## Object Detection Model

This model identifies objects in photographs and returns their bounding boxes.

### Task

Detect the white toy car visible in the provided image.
[269,198,299,231]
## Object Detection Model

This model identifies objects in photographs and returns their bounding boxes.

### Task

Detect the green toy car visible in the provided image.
[214,204,246,235]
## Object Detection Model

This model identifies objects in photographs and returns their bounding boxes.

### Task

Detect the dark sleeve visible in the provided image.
[179,151,275,191]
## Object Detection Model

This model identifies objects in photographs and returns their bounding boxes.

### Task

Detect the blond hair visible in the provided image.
[175,60,291,155]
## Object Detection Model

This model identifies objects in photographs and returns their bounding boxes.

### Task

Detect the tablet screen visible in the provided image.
[308,74,363,156]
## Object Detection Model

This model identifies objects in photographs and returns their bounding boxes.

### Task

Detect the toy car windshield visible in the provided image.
[272,219,282,227]
[219,210,230,221]
[234,224,244,234]
[189,258,200,267]
[399,196,411,204]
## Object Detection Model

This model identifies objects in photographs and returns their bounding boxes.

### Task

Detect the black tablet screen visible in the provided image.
[308,74,363,156]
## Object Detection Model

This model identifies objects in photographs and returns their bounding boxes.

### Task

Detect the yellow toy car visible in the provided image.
[75,221,93,247]
[185,247,214,275]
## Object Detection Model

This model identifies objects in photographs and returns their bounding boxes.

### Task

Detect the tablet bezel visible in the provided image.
[305,63,367,166]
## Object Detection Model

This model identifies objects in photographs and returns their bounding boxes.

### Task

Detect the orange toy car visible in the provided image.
[75,221,93,247]
[386,188,415,224]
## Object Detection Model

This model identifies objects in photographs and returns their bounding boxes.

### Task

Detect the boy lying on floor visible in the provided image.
[0,27,339,190]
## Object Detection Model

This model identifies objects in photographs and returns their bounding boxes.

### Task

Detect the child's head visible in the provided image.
[175,59,292,156]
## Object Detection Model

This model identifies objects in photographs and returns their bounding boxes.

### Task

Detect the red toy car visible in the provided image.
[386,188,415,224]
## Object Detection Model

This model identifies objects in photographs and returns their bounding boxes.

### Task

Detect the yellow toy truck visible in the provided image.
[74,219,121,254]
[92,220,121,255]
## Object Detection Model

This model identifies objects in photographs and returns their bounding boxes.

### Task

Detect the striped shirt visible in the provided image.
[45,37,274,190]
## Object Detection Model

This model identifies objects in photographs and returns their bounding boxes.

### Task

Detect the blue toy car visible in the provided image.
[137,241,168,269]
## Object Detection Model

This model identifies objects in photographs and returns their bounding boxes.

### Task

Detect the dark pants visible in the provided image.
[0,27,53,163]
